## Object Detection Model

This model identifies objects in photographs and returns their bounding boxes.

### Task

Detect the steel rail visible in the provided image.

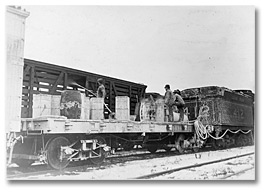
[132,152,255,179]
[218,167,255,180]
[7,149,177,179]
[7,147,254,179]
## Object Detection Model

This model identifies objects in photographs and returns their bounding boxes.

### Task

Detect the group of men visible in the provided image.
[164,84,185,122]
[96,79,185,122]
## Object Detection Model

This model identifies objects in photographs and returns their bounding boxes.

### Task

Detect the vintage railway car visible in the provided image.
[6,6,254,170]
[181,86,254,148]
[5,6,191,170]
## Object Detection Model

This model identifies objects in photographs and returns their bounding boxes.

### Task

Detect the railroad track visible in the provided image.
[7,149,179,179]
[7,146,253,179]
[6,145,219,179]
[132,152,255,179]
[218,167,255,180]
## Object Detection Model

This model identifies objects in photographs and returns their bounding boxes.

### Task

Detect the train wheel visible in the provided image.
[212,139,225,149]
[175,135,185,154]
[12,138,36,168]
[46,136,71,170]
[89,136,106,165]
[122,142,134,151]
[237,134,249,147]
[192,147,200,153]
[147,145,158,153]
[164,146,172,152]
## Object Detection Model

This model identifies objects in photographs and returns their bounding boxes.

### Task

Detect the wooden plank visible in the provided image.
[32,90,50,95]
[35,71,60,79]
[23,65,31,78]
[21,101,29,106]
[34,67,62,75]
[22,96,29,101]
[34,77,63,85]
[112,82,118,96]
[21,107,29,118]
[22,88,29,94]
[85,76,91,96]
[63,72,68,89]
[109,81,113,112]
[25,59,147,89]
[51,72,64,93]
[129,86,132,98]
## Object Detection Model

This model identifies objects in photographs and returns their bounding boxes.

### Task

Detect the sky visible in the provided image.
[22,5,255,94]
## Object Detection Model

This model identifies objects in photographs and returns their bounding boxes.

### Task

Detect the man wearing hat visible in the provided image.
[173,89,185,121]
[164,84,174,122]
[97,78,106,99]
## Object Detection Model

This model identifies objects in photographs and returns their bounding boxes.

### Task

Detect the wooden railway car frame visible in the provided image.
[22,59,147,119]
[7,58,198,169]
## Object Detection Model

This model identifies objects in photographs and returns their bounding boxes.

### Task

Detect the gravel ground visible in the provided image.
[10,145,255,180]
[151,154,255,180]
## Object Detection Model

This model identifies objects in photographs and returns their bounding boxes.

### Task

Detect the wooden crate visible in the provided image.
[81,95,90,120]
[155,99,165,122]
[33,94,52,117]
[140,100,152,121]
[115,96,130,120]
[90,98,104,120]
[33,92,90,119]
[51,95,61,116]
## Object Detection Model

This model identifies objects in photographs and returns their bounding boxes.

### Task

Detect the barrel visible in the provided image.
[60,90,82,119]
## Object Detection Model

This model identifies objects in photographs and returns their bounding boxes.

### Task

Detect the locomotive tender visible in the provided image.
[6,6,254,170]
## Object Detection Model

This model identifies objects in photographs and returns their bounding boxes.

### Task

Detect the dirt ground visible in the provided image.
[11,145,255,180]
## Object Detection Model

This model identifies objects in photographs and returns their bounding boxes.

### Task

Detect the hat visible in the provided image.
[97,78,104,84]
[164,84,170,89]
[173,89,181,94]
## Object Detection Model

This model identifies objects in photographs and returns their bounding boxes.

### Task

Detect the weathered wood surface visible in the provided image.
[181,86,254,128]
[22,59,147,118]
[115,96,130,120]
[6,7,29,132]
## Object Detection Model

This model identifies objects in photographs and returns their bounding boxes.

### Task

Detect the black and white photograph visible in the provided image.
[5,5,255,181]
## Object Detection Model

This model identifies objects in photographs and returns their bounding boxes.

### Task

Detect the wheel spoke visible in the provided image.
[46,136,71,170]
[89,136,106,165]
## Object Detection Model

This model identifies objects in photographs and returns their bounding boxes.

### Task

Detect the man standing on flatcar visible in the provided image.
[173,89,185,121]
[97,78,106,99]
[164,84,174,122]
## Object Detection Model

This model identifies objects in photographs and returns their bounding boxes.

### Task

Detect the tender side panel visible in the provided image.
[182,86,254,128]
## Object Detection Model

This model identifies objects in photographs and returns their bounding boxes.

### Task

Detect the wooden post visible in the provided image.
[51,72,64,94]
[6,6,29,131]
[109,81,113,111]
[29,66,35,117]
[85,76,90,96]
[63,72,68,90]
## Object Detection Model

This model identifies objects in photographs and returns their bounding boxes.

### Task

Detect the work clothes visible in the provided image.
[164,89,174,122]
[174,93,185,121]
[97,84,106,99]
